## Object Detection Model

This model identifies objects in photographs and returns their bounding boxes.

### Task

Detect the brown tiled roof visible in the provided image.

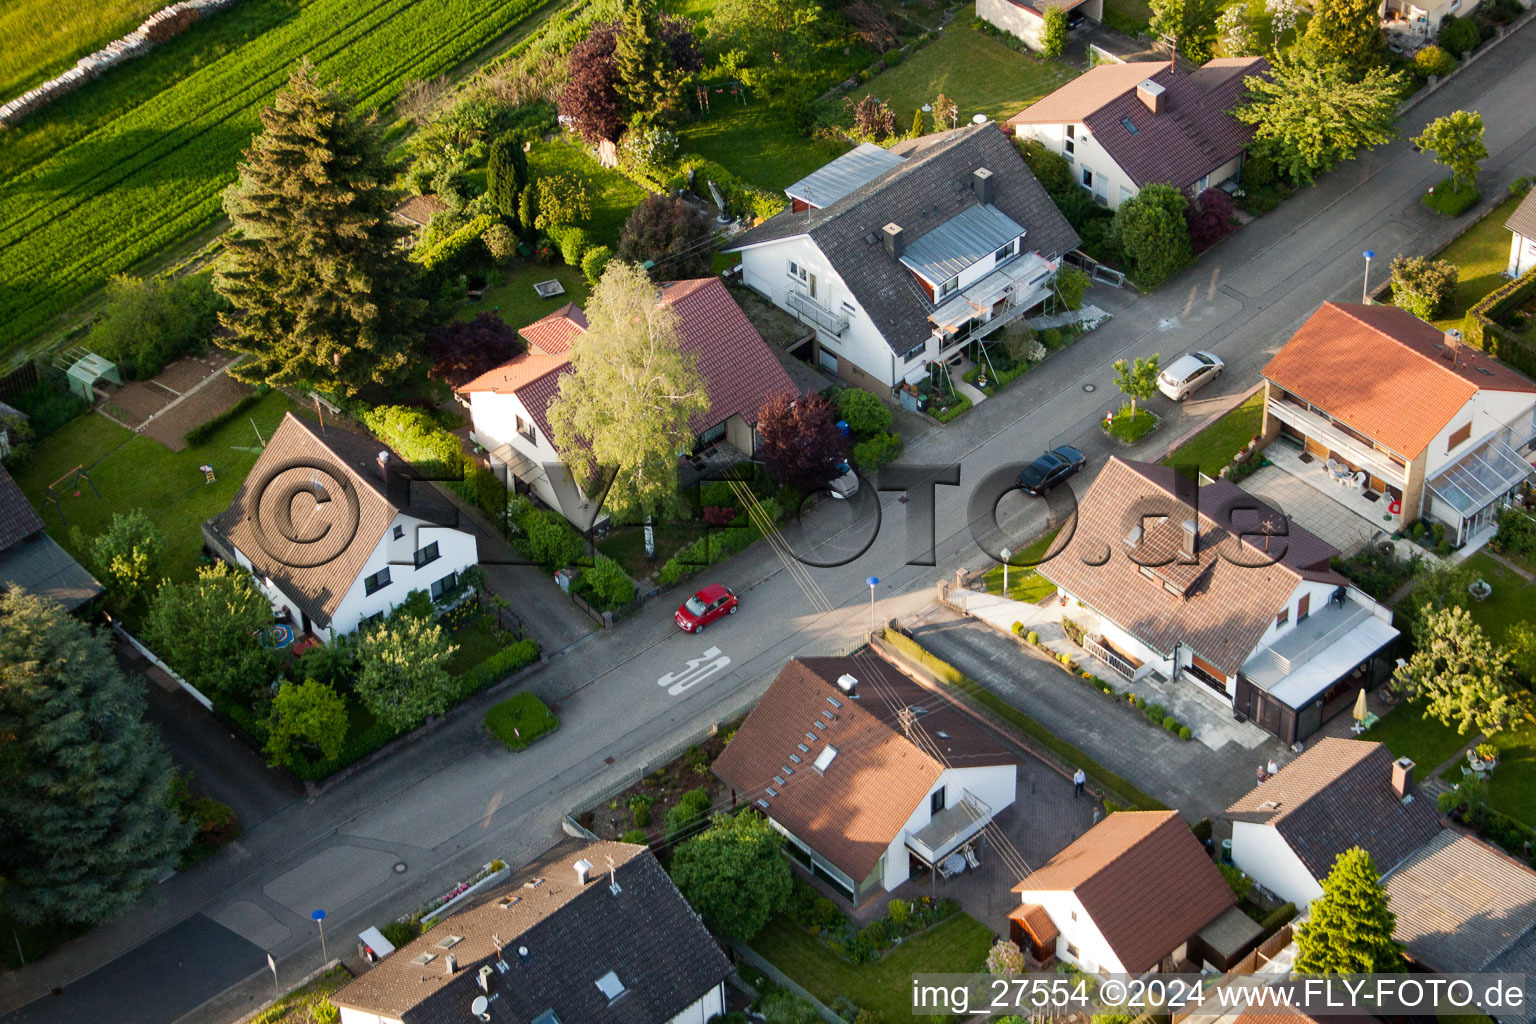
[712,655,1016,881]
[1384,829,1536,972]
[1013,811,1235,974]
[1262,302,1536,458]
[212,413,462,629]
[333,840,731,1024]
[459,278,798,443]
[1036,457,1343,677]
[0,463,44,552]
[726,124,1079,355]
[1225,737,1441,881]
[1508,187,1536,241]
[1009,902,1060,945]
[518,302,587,355]
[393,193,449,227]
[1008,58,1267,192]
[1237,1007,1382,1024]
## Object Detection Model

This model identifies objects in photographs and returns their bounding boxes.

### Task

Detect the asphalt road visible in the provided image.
[4,26,1536,1024]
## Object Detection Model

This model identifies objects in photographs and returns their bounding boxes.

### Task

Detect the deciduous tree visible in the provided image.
[756,392,846,491]
[354,613,459,732]
[617,195,715,278]
[426,313,522,388]
[848,94,896,142]
[670,812,792,942]
[265,679,349,770]
[1185,187,1237,249]
[85,509,165,613]
[1110,184,1192,287]
[1389,255,1458,320]
[1393,606,1520,735]
[218,61,425,399]
[1112,354,1161,417]
[559,23,626,144]
[1294,848,1406,974]
[1149,0,1220,63]
[547,261,709,516]
[1413,110,1487,192]
[144,562,277,701]
[1235,54,1404,184]
[1217,6,1257,57]
[0,590,191,926]
[1301,0,1383,72]
[533,175,592,231]
[932,92,958,130]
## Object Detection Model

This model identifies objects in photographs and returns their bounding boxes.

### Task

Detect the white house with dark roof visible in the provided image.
[712,655,1017,905]
[1224,738,1441,907]
[332,840,731,1024]
[1508,187,1536,278]
[723,124,1079,392]
[1006,58,1266,210]
[1038,458,1399,745]
[208,413,478,640]
[459,279,797,528]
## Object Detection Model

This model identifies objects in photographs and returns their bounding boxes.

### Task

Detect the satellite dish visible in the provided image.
[472,995,489,1015]
[971,113,989,124]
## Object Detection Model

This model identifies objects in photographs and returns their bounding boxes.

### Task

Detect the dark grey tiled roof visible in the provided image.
[727,124,1079,354]
[0,464,44,552]
[0,533,103,610]
[334,841,731,1024]
[1386,831,1536,974]
[1507,187,1536,243]
[1225,738,1442,882]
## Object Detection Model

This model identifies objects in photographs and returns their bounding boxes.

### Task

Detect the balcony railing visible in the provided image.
[786,291,849,336]
[1084,635,1140,681]
[905,790,992,864]
[1265,398,1407,485]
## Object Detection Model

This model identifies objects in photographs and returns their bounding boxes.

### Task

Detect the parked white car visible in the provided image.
[1157,351,1225,401]
[829,461,859,499]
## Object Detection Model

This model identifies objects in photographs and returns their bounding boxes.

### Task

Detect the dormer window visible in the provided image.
[993,238,1019,265]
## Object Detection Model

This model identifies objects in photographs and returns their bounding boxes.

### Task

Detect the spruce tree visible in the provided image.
[217,60,425,399]
[0,590,192,926]
[1294,847,1406,974]
[487,136,523,223]
[613,0,674,122]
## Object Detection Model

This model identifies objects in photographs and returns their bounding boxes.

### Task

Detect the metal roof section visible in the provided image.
[784,143,905,208]
[899,203,1025,285]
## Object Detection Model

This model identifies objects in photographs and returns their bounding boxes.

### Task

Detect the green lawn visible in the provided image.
[597,519,701,579]
[0,0,165,98]
[1458,552,1536,648]
[1425,193,1526,330]
[465,263,592,331]
[752,912,992,1023]
[1481,709,1536,826]
[1363,699,1471,775]
[1162,390,1266,478]
[980,527,1061,603]
[678,102,851,193]
[446,614,513,676]
[526,134,649,247]
[1102,0,1154,33]
[9,391,300,591]
[855,9,1077,127]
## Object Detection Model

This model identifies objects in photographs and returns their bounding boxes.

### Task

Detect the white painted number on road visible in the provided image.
[659,647,731,696]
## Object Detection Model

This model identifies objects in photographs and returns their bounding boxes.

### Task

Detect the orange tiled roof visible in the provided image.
[1262,302,1536,458]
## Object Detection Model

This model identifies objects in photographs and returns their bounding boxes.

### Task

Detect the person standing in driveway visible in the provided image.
[1073,768,1086,797]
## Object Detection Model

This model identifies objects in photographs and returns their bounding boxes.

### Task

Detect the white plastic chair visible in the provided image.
[965,847,981,870]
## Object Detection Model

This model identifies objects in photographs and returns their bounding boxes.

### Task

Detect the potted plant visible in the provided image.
[1469,578,1493,601]
[1468,743,1499,771]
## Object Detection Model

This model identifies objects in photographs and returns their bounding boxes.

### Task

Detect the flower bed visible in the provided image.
[578,727,740,843]
[783,875,959,964]
[415,859,509,926]
[1101,405,1160,445]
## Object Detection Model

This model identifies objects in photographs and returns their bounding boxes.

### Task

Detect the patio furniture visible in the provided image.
[965,846,982,870]
[1350,711,1380,734]
[1351,471,1367,489]
[940,852,967,877]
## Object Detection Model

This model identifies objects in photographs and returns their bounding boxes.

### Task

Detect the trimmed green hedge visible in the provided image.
[928,394,972,423]
[458,637,542,699]
[1465,265,1536,375]
[414,214,497,272]
[484,691,558,750]
[667,157,786,223]
[880,629,1167,811]
[361,405,506,521]
[184,390,265,446]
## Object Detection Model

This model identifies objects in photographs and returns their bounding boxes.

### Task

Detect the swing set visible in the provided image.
[42,465,101,525]
[693,79,748,113]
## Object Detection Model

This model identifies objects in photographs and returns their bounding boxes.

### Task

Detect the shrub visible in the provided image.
[482,223,518,263]
[633,803,651,827]
[456,637,541,695]
[1219,863,1252,901]
[1260,902,1297,934]
[1147,703,1166,720]
[1041,327,1065,349]
[1012,621,1026,635]
[1390,254,1458,318]
[517,507,585,572]
[1414,43,1456,77]
[620,828,649,844]
[380,921,420,948]
[1178,725,1192,740]
[887,898,909,925]
[582,553,635,608]
[836,388,894,436]
[1513,177,1533,197]
[1054,266,1091,310]
[664,787,713,843]
[1027,631,1039,645]
[1162,715,1178,731]
[414,214,496,273]
[852,431,903,471]
[87,271,225,380]
[1438,14,1481,56]
[580,244,612,284]
[550,225,592,267]
[1185,187,1237,250]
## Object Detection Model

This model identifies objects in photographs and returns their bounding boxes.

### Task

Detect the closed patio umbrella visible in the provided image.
[1352,688,1368,723]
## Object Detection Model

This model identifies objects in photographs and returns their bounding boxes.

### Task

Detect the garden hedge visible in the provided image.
[1465,265,1536,375]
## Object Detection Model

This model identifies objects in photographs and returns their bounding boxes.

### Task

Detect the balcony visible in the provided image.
[786,291,849,336]
[1084,634,1142,681]
[905,790,992,865]
[1264,397,1407,487]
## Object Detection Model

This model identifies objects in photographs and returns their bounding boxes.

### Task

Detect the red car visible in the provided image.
[674,583,738,633]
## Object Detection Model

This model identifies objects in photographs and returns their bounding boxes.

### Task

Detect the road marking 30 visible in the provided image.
[659,647,731,696]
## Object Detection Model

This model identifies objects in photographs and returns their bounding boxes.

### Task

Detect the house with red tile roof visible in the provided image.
[457,279,798,528]
[1011,811,1250,974]
[1006,57,1267,210]
[1261,302,1536,547]
[977,0,1104,53]
[712,656,1017,905]
[1037,457,1399,746]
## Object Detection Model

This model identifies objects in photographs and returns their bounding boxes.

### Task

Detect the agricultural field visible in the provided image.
[0,0,560,360]
[0,0,166,99]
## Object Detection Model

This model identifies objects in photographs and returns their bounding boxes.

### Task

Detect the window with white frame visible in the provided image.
[515,414,535,442]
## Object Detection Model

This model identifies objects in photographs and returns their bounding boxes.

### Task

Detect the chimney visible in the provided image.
[1444,327,1462,365]
[1124,525,1143,549]
[1181,519,1198,559]
[377,450,391,482]
[444,954,458,975]
[478,965,494,994]
[972,167,994,205]
[1137,79,1166,115]
[1391,756,1415,800]
[882,222,904,259]
[836,673,859,696]
[575,858,593,885]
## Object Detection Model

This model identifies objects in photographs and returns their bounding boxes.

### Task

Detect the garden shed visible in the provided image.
[64,351,119,401]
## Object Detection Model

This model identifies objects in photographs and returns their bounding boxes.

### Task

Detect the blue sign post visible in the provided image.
[312,909,328,967]
[866,576,880,632]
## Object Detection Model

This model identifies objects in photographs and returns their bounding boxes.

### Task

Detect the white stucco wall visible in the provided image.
[667,982,726,1024]
[1022,890,1129,975]
[1014,122,1139,209]
[879,763,1017,890]
[1422,389,1536,478]
[1511,231,1536,278]
[1229,821,1323,907]
[326,512,479,636]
